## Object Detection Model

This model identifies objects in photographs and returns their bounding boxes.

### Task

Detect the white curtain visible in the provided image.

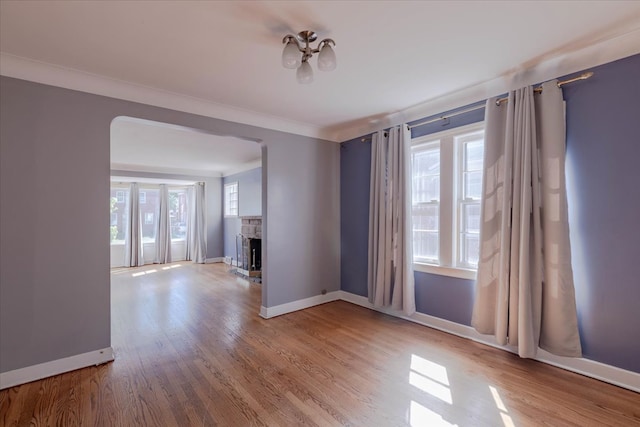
[187,182,207,264]
[472,81,581,358]
[155,184,172,264]
[368,125,415,315]
[125,183,144,267]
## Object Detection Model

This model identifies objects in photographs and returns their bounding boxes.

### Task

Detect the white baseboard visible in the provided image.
[260,291,341,319]
[338,291,640,393]
[205,257,224,264]
[0,347,115,390]
[223,257,241,267]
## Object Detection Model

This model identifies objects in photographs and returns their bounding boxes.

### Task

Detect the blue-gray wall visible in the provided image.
[563,54,640,373]
[223,167,262,260]
[340,53,640,373]
[0,76,340,374]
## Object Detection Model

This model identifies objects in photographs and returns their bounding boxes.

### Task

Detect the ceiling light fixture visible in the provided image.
[282,30,336,84]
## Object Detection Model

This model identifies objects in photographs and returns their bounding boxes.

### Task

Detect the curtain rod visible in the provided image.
[407,103,485,130]
[360,71,594,141]
[495,71,593,105]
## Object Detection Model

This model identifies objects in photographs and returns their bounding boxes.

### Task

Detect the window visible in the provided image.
[145,212,154,224]
[224,182,238,217]
[139,191,146,204]
[169,188,188,240]
[110,187,129,244]
[411,123,484,278]
[457,133,484,268]
[412,141,440,263]
[140,188,159,242]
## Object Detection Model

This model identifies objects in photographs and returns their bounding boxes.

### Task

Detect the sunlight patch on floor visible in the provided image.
[409,372,453,404]
[489,386,515,427]
[411,354,450,385]
[409,354,452,404]
[131,269,157,277]
[409,401,458,427]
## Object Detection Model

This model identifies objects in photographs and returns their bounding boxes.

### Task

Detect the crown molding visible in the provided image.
[109,163,222,178]
[330,27,640,142]
[2,25,639,145]
[0,53,336,141]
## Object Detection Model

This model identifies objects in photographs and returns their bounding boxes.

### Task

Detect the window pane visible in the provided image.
[413,204,439,262]
[414,149,440,173]
[413,146,440,203]
[413,175,440,203]
[461,234,480,267]
[224,182,238,216]
[110,188,129,244]
[465,140,484,171]
[413,204,438,230]
[414,232,439,262]
[464,171,482,199]
[169,189,188,240]
[462,203,481,233]
[140,188,159,242]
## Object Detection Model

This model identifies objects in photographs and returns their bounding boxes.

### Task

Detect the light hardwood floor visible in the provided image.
[1,263,638,426]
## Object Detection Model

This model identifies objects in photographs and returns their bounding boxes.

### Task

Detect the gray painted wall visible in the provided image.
[263,137,341,307]
[0,76,340,373]
[340,53,640,373]
[110,169,223,260]
[222,167,262,260]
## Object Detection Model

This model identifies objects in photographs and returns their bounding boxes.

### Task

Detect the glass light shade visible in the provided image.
[317,44,336,71]
[296,61,314,84]
[282,41,301,69]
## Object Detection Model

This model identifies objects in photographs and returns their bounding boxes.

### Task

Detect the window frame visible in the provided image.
[411,140,441,265]
[224,182,239,217]
[456,131,484,269]
[168,187,189,241]
[411,122,484,280]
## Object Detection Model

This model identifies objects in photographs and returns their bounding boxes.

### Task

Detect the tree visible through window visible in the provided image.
[169,188,188,240]
[109,187,129,244]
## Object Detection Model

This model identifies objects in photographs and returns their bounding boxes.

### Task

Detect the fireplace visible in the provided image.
[235,216,262,280]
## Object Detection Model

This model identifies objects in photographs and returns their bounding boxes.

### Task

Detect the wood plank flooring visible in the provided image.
[1,262,638,426]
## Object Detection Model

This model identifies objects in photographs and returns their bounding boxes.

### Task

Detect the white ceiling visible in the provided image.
[110,117,262,177]
[2,1,640,145]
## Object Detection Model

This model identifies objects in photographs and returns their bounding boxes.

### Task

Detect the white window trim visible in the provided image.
[413,262,478,280]
[411,122,484,280]
[456,131,484,269]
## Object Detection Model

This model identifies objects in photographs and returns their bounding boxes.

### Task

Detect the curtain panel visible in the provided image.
[472,81,581,358]
[368,126,415,315]
[124,183,144,267]
[154,184,172,264]
[187,182,207,264]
